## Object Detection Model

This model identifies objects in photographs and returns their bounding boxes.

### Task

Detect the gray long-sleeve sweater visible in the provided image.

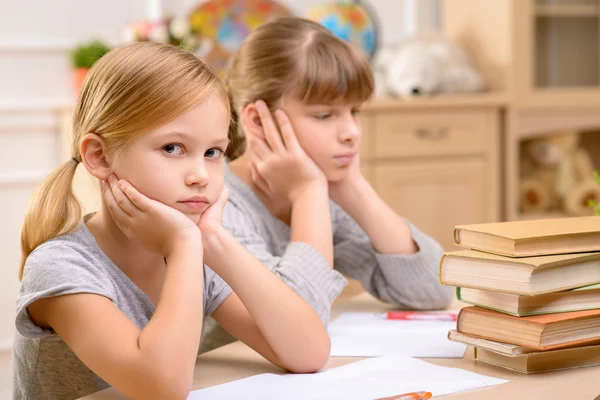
[199,163,453,352]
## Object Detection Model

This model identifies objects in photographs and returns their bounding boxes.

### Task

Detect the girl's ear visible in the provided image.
[80,133,112,180]
[241,103,266,140]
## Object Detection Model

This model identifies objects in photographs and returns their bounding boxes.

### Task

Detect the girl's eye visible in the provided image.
[315,114,331,120]
[163,143,184,155]
[351,108,361,116]
[205,148,224,159]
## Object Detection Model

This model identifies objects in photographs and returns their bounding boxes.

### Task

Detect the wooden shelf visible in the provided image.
[535,3,599,17]
[517,210,598,221]
[515,106,600,139]
[516,211,571,221]
[366,92,509,111]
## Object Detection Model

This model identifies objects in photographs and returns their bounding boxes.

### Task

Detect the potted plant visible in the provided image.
[70,40,111,94]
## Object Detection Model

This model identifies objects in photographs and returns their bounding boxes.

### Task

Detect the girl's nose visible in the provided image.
[185,160,209,187]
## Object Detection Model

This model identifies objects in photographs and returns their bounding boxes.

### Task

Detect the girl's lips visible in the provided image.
[334,152,356,166]
[178,200,210,210]
[178,196,210,210]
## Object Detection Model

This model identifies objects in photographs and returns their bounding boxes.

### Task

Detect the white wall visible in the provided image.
[0,0,438,351]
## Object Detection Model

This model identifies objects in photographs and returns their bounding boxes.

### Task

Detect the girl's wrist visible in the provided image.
[331,176,368,200]
[165,232,203,259]
[200,225,235,270]
[200,223,227,245]
[289,181,328,204]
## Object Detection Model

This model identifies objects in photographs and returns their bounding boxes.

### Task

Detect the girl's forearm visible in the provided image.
[138,243,205,387]
[203,227,331,368]
[335,179,417,254]
[290,185,334,266]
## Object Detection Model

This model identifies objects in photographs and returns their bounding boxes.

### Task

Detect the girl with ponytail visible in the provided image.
[14,42,330,400]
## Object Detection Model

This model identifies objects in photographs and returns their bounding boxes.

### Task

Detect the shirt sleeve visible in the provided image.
[203,265,233,316]
[16,241,117,338]
[331,203,453,310]
[222,203,347,326]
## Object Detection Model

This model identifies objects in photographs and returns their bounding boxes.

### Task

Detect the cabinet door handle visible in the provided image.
[415,127,449,140]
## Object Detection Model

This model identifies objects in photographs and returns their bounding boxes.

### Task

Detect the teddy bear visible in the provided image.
[373,33,484,99]
[519,131,600,216]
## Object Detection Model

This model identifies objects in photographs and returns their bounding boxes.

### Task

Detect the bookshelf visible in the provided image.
[442,0,600,221]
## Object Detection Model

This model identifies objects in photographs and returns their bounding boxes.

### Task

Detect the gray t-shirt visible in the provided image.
[13,219,232,400]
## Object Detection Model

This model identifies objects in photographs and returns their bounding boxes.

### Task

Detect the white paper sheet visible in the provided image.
[328,312,467,358]
[188,355,509,400]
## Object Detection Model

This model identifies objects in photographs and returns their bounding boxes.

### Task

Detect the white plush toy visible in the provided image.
[374,33,484,98]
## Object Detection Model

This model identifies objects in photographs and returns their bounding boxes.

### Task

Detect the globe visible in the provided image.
[188,0,293,77]
[307,1,379,60]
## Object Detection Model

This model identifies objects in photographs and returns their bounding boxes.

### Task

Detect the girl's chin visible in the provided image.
[184,213,202,225]
[325,169,350,183]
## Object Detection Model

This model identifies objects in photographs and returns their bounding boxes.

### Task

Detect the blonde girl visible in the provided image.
[13,42,330,400]
[202,17,453,350]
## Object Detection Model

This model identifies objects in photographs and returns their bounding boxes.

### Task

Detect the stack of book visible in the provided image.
[441,216,600,373]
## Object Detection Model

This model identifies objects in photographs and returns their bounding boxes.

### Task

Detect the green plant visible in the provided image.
[588,170,600,215]
[71,40,111,69]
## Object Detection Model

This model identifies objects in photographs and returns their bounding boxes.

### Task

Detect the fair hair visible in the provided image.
[225,17,375,159]
[19,42,228,279]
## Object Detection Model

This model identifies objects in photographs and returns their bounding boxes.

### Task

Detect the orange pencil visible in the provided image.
[375,391,433,400]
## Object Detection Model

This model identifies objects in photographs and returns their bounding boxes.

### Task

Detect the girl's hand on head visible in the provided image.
[248,101,327,204]
[103,174,201,257]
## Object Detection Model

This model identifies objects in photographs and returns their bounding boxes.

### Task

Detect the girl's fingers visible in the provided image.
[251,162,271,195]
[248,135,272,161]
[215,186,230,208]
[211,186,230,215]
[255,100,286,154]
[108,175,141,217]
[102,180,132,222]
[199,186,230,226]
[274,109,300,152]
[118,179,150,212]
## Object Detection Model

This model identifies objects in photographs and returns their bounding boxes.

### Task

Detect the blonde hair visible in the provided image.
[19,42,228,279]
[225,17,375,159]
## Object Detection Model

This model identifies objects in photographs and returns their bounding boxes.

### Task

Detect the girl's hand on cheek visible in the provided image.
[197,185,230,233]
[102,174,201,257]
[328,152,366,203]
[196,185,230,267]
[249,101,327,204]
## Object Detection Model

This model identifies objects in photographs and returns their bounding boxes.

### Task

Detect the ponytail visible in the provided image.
[19,158,81,279]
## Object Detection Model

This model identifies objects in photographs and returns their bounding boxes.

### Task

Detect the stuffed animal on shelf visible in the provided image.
[373,33,484,99]
[519,131,600,216]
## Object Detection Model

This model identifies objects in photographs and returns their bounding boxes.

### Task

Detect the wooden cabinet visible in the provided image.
[373,159,487,251]
[360,95,503,252]
[372,110,489,158]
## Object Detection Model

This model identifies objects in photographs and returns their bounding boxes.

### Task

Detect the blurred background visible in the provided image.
[3,0,600,396]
